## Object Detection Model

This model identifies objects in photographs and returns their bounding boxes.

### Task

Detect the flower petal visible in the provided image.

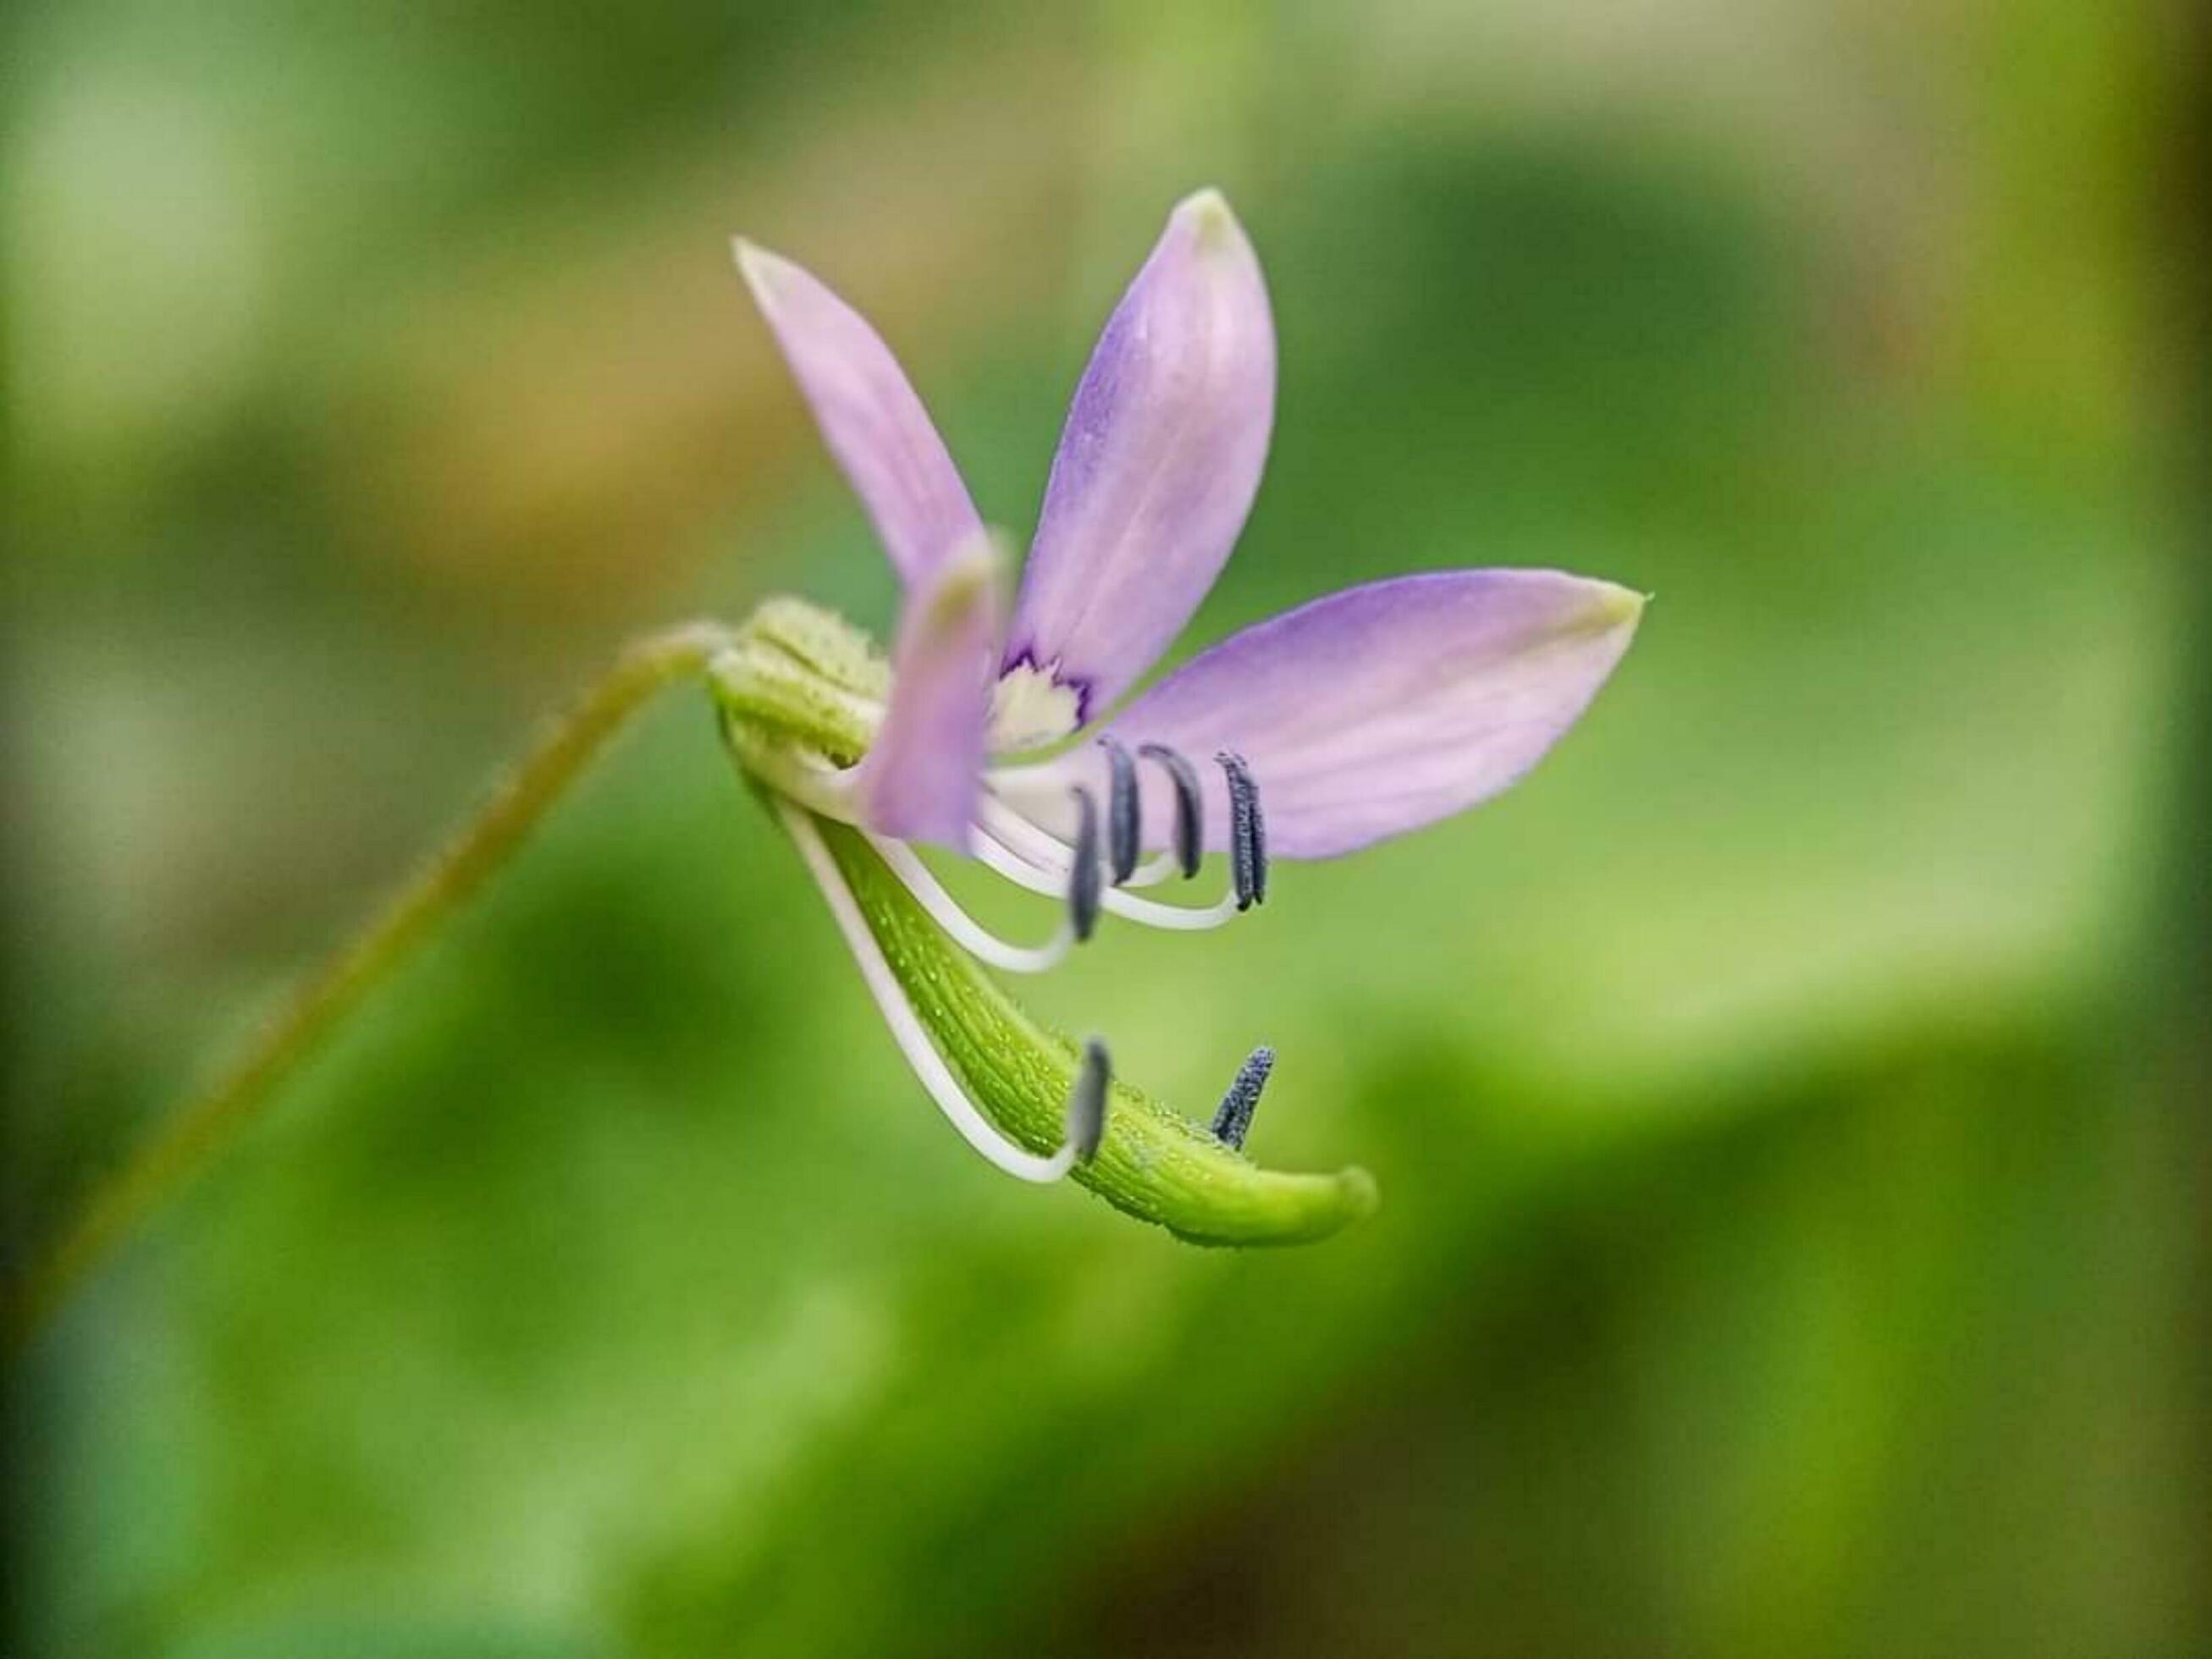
[1040,571,1643,858]
[856,532,1005,845]
[1001,189,1276,731]
[736,239,983,585]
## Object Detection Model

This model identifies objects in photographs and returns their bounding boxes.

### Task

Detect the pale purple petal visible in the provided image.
[856,532,1004,845]
[1000,190,1276,730]
[736,240,983,586]
[1036,570,1643,859]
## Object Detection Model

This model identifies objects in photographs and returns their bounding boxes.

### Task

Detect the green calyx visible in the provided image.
[712,599,885,770]
[710,598,1379,1248]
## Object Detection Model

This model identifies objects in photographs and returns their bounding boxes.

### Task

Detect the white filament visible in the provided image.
[1121,851,1183,889]
[865,832,1073,973]
[974,796,1242,930]
[778,801,1078,1183]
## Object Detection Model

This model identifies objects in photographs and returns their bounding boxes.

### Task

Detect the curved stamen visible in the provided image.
[1216,751,1267,910]
[1211,1045,1276,1149]
[973,799,1241,930]
[1099,738,1141,885]
[1068,786,1104,942]
[1136,742,1205,879]
[865,832,1073,973]
[780,801,1096,1182]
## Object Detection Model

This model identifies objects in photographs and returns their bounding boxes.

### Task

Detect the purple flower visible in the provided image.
[729,190,1641,1191]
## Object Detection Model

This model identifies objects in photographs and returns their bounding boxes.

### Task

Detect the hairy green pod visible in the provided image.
[807,813,1377,1245]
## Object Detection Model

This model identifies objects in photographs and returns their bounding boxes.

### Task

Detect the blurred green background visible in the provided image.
[6,3,2204,1655]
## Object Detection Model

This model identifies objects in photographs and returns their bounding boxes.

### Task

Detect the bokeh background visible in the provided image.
[7,3,2206,1655]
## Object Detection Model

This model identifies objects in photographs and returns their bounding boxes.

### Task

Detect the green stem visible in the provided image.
[811,813,1378,1246]
[5,620,739,1355]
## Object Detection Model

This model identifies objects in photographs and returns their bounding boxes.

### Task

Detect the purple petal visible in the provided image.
[736,239,983,586]
[1001,190,1276,732]
[857,532,1004,845]
[1066,571,1644,858]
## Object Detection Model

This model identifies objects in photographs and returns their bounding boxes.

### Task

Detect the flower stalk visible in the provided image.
[4,621,737,1353]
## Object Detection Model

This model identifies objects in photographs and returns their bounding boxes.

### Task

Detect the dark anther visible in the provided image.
[1216,751,1267,910]
[1137,742,1205,879]
[1068,786,1103,942]
[1211,1045,1276,1149]
[1099,738,1140,885]
[1066,1037,1112,1164]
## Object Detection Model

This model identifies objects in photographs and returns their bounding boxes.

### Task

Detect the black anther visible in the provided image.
[1099,738,1140,885]
[1211,1045,1276,1149]
[1068,786,1103,942]
[1067,1038,1112,1164]
[1138,742,1205,879]
[1216,751,1267,910]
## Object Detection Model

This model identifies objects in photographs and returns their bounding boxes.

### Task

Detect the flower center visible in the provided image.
[988,661,1084,752]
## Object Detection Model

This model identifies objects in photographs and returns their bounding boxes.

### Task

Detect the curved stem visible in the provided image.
[4,620,740,1355]
[808,815,1376,1246]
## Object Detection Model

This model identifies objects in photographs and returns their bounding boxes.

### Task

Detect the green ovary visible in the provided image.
[811,814,1376,1247]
